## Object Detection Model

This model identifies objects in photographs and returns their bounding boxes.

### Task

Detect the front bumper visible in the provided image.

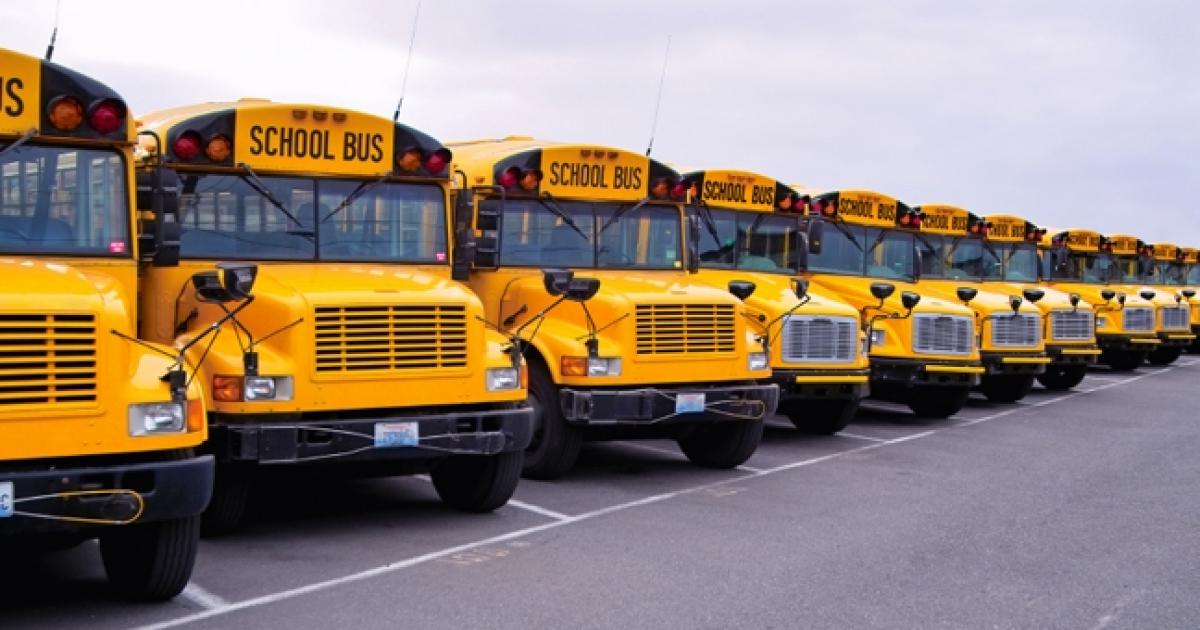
[1046,344,1102,366]
[980,351,1050,376]
[1158,331,1196,348]
[774,369,870,400]
[210,406,534,465]
[1097,333,1160,351]
[0,455,214,535]
[870,358,983,388]
[559,383,780,425]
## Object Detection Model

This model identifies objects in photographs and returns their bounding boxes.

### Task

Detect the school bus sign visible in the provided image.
[0,52,39,135]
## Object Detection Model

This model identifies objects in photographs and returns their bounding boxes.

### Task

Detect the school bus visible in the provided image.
[911,205,1049,402]
[136,101,533,533]
[450,138,778,479]
[0,47,211,600]
[1139,241,1198,363]
[1104,234,1195,365]
[1040,229,1160,370]
[982,214,1100,390]
[680,170,868,434]
[800,190,984,418]
[1180,247,1200,351]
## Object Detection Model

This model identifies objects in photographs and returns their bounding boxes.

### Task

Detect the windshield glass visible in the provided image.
[1000,243,1040,282]
[176,173,446,262]
[1188,265,1200,285]
[807,221,864,275]
[1055,252,1119,284]
[0,143,130,257]
[1113,255,1140,283]
[942,237,1002,280]
[1158,262,1185,286]
[916,233,944,278]
[864,227,916,281]
[693,208,800,274]
[493,198,681,269]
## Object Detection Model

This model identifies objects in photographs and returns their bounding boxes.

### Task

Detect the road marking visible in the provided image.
[177,583,229,610]
[138,361,1191,630]
[506,500,571,522]
[613,440,683,459]
[838,432,890,443]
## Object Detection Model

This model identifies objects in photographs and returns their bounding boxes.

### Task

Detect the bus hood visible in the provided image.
[0,258,110,311]
[249,263,478,305]
[918,280,1041,316]
[984,282,1090,311]
[814,277,974,317]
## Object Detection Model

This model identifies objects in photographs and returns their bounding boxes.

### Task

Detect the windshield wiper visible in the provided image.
[828,219,863,252]
[238,163,314,238]
[0,128,36,162]
[692,198,726,249]
[320,173,391,224]
[597,196,651,235]
[536,191,589,241]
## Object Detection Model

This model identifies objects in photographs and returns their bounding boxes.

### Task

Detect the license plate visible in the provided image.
[675,393,706,414]
[374,422,419,448]
[0,481,12,518]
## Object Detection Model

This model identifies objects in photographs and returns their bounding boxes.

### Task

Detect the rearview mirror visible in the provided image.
[727,280,756,301]
[1022,288,1045,303]
[956,287,978,303]
[901,291,920,310]
[870,282,896,300]
[807,219,824,254]
[1100,289,1116,301]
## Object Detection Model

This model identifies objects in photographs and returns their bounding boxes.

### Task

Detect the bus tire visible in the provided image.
[907,386,970,419]
[201,465,252,537]
[980,374,1036,403]
[522,364,582,480]
[431,450,522,513]
[1146,346,1182,366]
[785,399,857,435]
[1102,350,1145,371]
[677,419,764,468]
[100,515,200,602]
[1037,365,1087,390]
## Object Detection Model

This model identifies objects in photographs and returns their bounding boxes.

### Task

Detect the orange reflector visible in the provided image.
[48,96,84,131]
[332,112,347,123]
[213,375,243,402]
[396,148,422,172]
[187,400,205,432]
[520,364,528,390]
[205,135,232,162]
[561,357,588,376]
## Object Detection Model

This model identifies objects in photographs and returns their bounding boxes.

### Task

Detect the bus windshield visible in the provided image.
[0,143,130,257]
[916,233,944,278]
[493,199,681,270]
[1053,252,1120,284]
[693,207,800,275]
[1188,264,1200,285]
[176,173,446,263]
[807,221,864,275]
[1158,261,1185,286]
[941,237,1002,281]
[807,223,915,281]
[999,242,1040,282]
[864,227,916,281]
[1112,255,1141,283]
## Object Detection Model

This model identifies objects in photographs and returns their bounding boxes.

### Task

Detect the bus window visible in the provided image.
[808,222,865,276]
[495,199,593,268]
[916,233,944,278]
[1003,243,1040,282]
[178,173,315,260]
[317,181,446,262]
[1158,262,1184,286]
[1188,264,1200,285]
[596,205,679,269]
[693,207,737,268]
[737,214,798,273]
[864,227,915,281]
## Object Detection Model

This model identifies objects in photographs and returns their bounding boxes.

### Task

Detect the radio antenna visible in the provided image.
[44,0,62,61]
[392,0,423,122]
[645,35,672,157]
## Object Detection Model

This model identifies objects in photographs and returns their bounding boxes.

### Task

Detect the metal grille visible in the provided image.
[1122,307,1154,332]
[913,314,974,355]
[0,313,97,407]
[635,304,736,355]
[990,313,1042,348]
[1050,310,1094,341]
[1160,306,1189,330]
[314,304,467,372]
[780,316,858,363]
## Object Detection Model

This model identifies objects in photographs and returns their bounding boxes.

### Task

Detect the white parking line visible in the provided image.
[838,432,890,443]
[138,361,1191,630]
[613,440,763,473]
[177,582,229,610]
[506,500,571,522]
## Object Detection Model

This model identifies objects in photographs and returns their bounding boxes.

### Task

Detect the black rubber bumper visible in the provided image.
[1046,344,1101,366]
[1157,332,1195,348]
[211,406,534,465]
[1097,334,1159,352]
[559,383,780,425]
[981,351,1049,376]
[774,369,870,400]
[870,358,982,388]
[0,455,214,535]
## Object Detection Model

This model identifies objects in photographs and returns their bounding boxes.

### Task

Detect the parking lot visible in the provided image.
[4,358,1199,629]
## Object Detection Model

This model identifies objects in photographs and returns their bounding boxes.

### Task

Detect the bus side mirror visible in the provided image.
[136,167,182,267]
[452,190,475,281]
[217,262,258,300]
[1100,289,1116,302]
[807,219,824,254]
[542,268,575,296]
[564,277,601,302]
[1009,296,1023,313]
[901,291,920,310]
[1117,293,1127,306]
[1139,289,1155,301]
[686,214,701,273]
[912,245,922,281]
[1023,288,1044,303]
[792,278,809,300]
[870,283,896,300]
[1069,293,1081,311]
[727,280,756,301]
[956,287,978,304]
[1184,289,1197,299]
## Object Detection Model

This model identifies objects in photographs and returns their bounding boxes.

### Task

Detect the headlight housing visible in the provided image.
[128,402,186,436]
[869,329,886,348]
[214,375,295,402]
[561,356,622,377]
[748,352,768,371]
[486,367,521,391]
[1096,316,1108,329]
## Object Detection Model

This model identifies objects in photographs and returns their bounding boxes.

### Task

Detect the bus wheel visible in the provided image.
[785,399,858,435]
[431,450,522,512]
[201,465,252,537]
[1037,365,1087,390]
[100,515,200,602]
[522,364,582,480]
[1146,346,1182,366]
[1102,350,1145,371]
[677,419,764,468]
[980,374,1036,403]
[907,386,970,419]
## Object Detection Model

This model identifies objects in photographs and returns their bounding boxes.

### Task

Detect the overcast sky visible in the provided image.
[4,1,1196,243]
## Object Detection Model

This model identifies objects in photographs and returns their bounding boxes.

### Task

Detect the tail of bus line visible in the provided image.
[449,138,778,480]
[135,100,535,533]
[798,190,985,419]
[1128,240,1195,366]
[0,46,213,601]
[679,170,870,435]
[1179,247,1200,352]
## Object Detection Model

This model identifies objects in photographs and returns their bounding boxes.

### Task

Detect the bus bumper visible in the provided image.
[1097,334,1160,351]
[210,406,534,465]
[559,383,780,425]
[1157,331,1195,348]
[775,369,870,400]
[981,351,1050,376]
[0,454,214,535]
[1046,344,1102,366]
[870,358,983,388]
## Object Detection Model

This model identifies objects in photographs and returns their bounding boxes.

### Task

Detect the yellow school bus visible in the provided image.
[912,205,1050,402]
[680,169,868,434]
[982,214,1100,390]
[1180,247,1200,350]
[800,190,984,418]
[1104,234,1195,365]
[136,101,533,532]
[1040,229,1160,370]
[0,47,211,600]
[450,138,777,479]
[1141,242,1198,362]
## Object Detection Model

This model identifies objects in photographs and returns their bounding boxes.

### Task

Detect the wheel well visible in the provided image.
[522,344,551,377]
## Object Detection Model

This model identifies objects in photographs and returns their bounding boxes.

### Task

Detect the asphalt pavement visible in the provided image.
[4,359,1199,629]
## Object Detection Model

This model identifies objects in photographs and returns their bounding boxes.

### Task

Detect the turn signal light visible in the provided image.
[47,96,84,131]
[561,357,588,376]
[212,375,244,402]
[187,399,205,432]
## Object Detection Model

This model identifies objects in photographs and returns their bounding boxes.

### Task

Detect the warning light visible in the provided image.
[499,166,522,190]
[205,135,232,162]
[87,99,126,134]
[425,148,451,175]
[48,96,84,131]
[173,131,202,161]
[396,147,423,172]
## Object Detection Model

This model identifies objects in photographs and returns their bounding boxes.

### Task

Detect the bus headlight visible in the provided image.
[748,352,768,371]
[486,367,521,391]
[128,402,186,436]
[870,329,886,348]
[245,376,294,401]
[561,357,622,377]
[1096,316,1108,329]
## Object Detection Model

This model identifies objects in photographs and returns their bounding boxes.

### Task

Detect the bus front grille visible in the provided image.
[1122,307,1154,332]
[0,313,98,407]
[990,313,1042,348]
[780,316,858,363]
[913,314,974,355]
[314,304,468,373]
[1160,306,1189,330]
[635,304,737,355]
[1050,310,1093,341]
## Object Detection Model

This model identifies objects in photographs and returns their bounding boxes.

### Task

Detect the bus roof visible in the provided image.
[449,136,681,203]
[1043,227,1102,252]
[679,169,799,213]
[913,204,970,237]
[1149,242,1181,262]
[1104,234,1140,256]
[983,213,1043,244]
[797,188,912,229]
[137,99,450,179]
[1181,247,1199,264]
[1,46,132,143]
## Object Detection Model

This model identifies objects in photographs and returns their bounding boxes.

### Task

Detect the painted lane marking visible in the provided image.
[838,432,891,443]
[177,583,229,610]
[506,500,571,522]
